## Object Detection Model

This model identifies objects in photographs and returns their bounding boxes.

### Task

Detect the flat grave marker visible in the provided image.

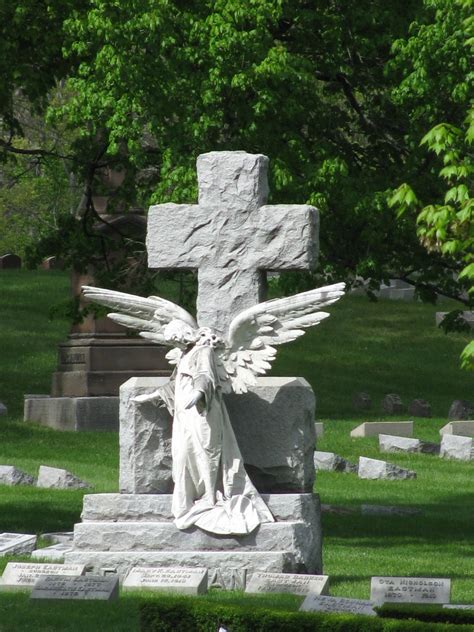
[350,421,413,438]
[31,574,119,601]
[371,576,451,605]
[31,543,74,562]
[0,533,36,556]
[123,566,208,595]
[300,594,376,616]
[0,562,85,591]
[245,571,329,596]
[440,434,474,461]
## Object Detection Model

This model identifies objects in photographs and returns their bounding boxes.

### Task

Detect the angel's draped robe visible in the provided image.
[158,344,274,535]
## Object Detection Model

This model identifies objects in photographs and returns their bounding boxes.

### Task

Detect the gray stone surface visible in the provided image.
[350,421,413,438]
[0,402,7,416]
[32,543,74,562]
[382,394,406,414]
[0,465,35,486]
[409,399,431,418]
[245,571,329,596]
[300,594,376,616]
[37,466,90,490]
[440,434,473,461]
[314,422,324,438]
[0,533,36,556]
[123,566,208,595]
[24,395,119,431]
[448,399,474,421]
[121,376,316,494]
[440,421,474,437]
[31,574,119,601]
[352,392,371,411]
[0,562,84,590]
[436,311,474,329]
[379,434,420,453]
[371,576,451,605]
[313,451,357,473]
[147,151,318,334]
[41,532,74,545]
[443,604,474,610]
[66,492,322,583]
[358,457,416,480]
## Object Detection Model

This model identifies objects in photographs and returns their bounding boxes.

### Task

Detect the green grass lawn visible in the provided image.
[0,270,473,629]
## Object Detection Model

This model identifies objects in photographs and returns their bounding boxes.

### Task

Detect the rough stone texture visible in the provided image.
[440,421,474,438]
[0,402,7,416]
[31,574,119,601]
[314,422,324,438]
[0,465,35,486]
[358,457,416,480]
[382,394,406,414]
[121,376,316,494]
[147,151,319,334]
[440,434,473,461]
[352,392,372,411]
[350,421,413,438]
[31,543,74,562]
[313,451,357,473]
[409,399,432,418]
[448,399,474,421]
[37,466,91,490]
[379,435,421,453]
[0,533,36,556]
[24,395,119,431]
[0,253,21,269]
[66,492,322,584]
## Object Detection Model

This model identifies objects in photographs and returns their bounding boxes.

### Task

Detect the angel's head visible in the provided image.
[163,319,197,348]
[195,327,224,349]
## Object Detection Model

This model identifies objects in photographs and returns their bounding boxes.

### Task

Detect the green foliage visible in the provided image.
[378,604,474,626]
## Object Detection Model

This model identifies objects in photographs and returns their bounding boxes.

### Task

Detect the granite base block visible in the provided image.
[24,396,119,431]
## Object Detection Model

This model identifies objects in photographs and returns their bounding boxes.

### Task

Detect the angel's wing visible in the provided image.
[81,285,198,350]
[219,282,345,394]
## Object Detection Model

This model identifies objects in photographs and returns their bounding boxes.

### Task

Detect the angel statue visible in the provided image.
[82,282,345,536]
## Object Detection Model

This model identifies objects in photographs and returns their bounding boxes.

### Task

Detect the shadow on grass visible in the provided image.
[0,494,83,534]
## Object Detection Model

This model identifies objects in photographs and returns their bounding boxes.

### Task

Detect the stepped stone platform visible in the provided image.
[65,493,322,586]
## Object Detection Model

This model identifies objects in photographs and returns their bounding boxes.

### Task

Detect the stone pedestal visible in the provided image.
[65,493,322,586]
[119,376,316,494]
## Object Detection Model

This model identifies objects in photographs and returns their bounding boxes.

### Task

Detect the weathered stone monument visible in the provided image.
[66,151,337,584]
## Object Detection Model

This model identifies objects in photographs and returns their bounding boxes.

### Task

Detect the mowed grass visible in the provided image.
[0,270,473,628]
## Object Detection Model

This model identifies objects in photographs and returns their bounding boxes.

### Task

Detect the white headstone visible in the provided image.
[350,421,413,438]
[440,421,474,438]
[314,422,324,438]
[123,566,208,595]
[31,574,119,601]
[379,434,421,453]
[31,543,74,562]
[37,465,90,489]
[300,594,376,616]
[147,151,318,334]
[245,571,329,596]
[358,457,416,480]
[440,434,473,461]
[371,576,451,605]
[0,533,36,556]
[0,562,85,590]
[0,465,35,486]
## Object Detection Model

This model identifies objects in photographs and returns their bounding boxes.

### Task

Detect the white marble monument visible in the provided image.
[65,151,342,583]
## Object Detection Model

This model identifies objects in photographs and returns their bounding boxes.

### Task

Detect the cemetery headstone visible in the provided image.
[436,311,474,330]
[314,422,324,438]
[382,394,405,414]
[314,451,357,473]
[0,254,21,269]
[40,256,65,271]
[122,566,208,595]
[42,532,74,545]
[448,400,474,421]
[37,466,90,490]
[0,402,7,416]
[31,574,119,601]
[379,435,420,453]
[245,571,329,596]
[370,576,451,605]
[350,421,413,438]
[440,434,474,461]
[0,562,85,591]
[358,457,416,480]
[300,594,376,616]
[0,465,35,486]
[0,533,36,556]
[408,399,431,418]
[440,420,474,438]
[352,392,371,411]
[32,543,74,562]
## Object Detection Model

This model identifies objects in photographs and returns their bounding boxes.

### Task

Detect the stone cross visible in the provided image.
[147,151,319,334]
